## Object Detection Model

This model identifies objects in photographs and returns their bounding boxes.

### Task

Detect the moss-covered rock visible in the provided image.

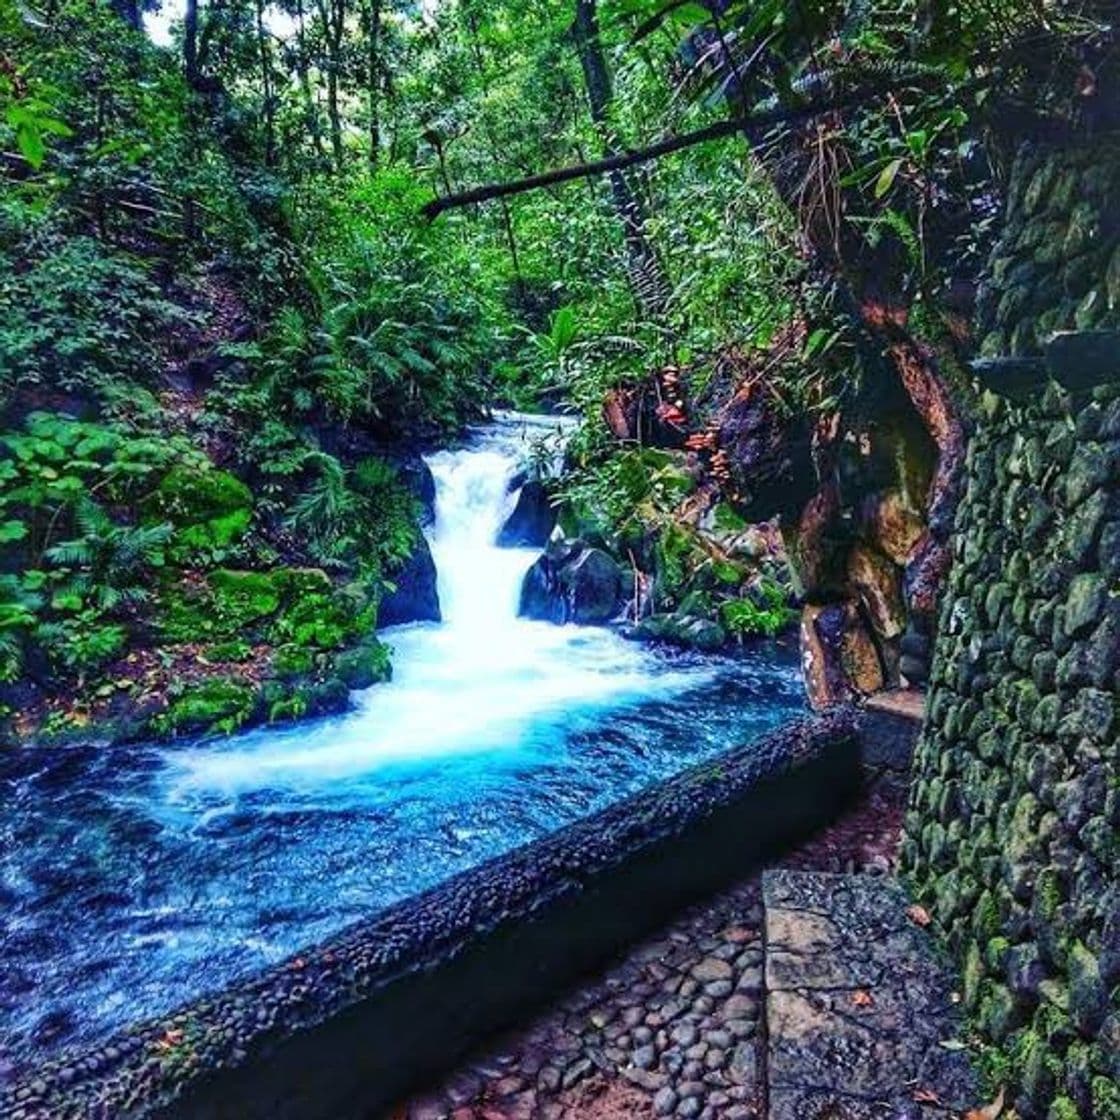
[334,641,392,690]
[151,678,258,737]
[630,613,727,652]
[148,466,253,564]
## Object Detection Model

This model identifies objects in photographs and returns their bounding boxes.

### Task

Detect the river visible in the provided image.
[0,413,803,1075]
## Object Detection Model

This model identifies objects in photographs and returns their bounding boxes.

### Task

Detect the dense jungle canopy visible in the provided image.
[0,0,1116,742]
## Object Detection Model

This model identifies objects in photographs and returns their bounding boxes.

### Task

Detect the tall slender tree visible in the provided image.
[573,0,669,316]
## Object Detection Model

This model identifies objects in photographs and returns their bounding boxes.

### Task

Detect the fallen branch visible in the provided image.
[422,87,878,220]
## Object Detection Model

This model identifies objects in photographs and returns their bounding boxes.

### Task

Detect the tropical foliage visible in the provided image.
[1,0,1111,735]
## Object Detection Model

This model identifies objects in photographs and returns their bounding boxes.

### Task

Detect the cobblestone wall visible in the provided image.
[976,141,1120,359]
[903,377,1119,1119]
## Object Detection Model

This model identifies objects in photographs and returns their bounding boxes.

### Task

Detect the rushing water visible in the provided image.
[0,414,803,1077]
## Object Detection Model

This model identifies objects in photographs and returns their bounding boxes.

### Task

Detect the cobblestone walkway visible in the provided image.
[389,782,905,1120]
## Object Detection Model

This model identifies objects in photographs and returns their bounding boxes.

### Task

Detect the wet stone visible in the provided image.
[537,1066,561,1093]
[622,1067,667,1091]
[691,957,733,983]
[560,1057,592,1089]
[764,871,976,1119]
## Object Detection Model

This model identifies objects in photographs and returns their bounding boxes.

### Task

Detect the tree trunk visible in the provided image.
[296,0,328,165]
[255,0,275,166]
[184,0,200,88]
[572,0,669,316]
[109,0,141,30]
[365,0,382,167]
[316,0,346,172]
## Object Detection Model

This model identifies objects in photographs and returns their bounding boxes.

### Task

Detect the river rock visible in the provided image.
[519,540,624,624]
[861,490,925,566]
[378,535,441,627]
[903,531,952,624]
[396,457,438,525]
[498,480,556,548]
[847,545,905,640]
[715,380,815,521]
[631,614,727,652]
[800,601,884,709]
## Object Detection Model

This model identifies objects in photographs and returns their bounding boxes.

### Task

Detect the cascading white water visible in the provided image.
[162,413,713,792]
[425,443,539,629]
[1,414,805,1066]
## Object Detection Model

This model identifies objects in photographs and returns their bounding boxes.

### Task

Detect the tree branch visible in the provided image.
[422,88,876,220]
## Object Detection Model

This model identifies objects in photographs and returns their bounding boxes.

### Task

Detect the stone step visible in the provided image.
[762,870,978,1119]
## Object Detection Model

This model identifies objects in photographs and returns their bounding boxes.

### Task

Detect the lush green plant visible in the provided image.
[0,235,188,404]
[720,580,797,639]
[285,452,418,580]
[0,574,41,682]
[44,500,171,612]
[34,613,128,680]
[268,590,376,651]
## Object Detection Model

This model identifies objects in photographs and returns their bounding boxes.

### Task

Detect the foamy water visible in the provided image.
[0,414,803,1074]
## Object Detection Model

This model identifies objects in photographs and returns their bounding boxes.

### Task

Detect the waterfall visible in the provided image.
[425,446,537,629]
[0,415,805,1069]
[161,412,721,788]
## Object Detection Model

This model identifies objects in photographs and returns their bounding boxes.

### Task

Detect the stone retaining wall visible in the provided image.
[2,711,860,1120]
[902,378,1119,1120]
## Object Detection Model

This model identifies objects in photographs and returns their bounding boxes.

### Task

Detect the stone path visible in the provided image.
[397,875,768,1120]
[764,870,976,1119]
[388,781,912,1120]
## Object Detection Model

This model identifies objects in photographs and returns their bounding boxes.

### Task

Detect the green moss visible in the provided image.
[985,936,1011,971]
[268,689,309,724]
[149,467,253,564]
[159,569,281,643]
[334,641,391,690]
[1035,866,1065,923]
[272,643,315,679]
[269,567,333,599]
[977,1041,1013,1097]
[152,678,258,737]
[1047,1096,1081,1120]
[1009,1026,1064,1105]
[206,639,253,662]
[972,891,1002,942]
[1092,1075,1120,1120]
[210,569,281,622]
[963,941,986,1011]
[269,590,375,650]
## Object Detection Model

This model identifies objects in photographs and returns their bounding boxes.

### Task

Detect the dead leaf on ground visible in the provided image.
[964,1087,1006,1120]
[852,990,874,1008]
[913,1087,941,1104]
[907,904,933,927]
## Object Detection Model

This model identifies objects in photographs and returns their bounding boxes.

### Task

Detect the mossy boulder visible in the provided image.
[497,479,556,547]
[334,641,392,690]
[519,540,624,624]
[148,466,253,564]
[377,536,440,627]
[151,678,259,738]
[159,569,281,643]
[631,613,727,652]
